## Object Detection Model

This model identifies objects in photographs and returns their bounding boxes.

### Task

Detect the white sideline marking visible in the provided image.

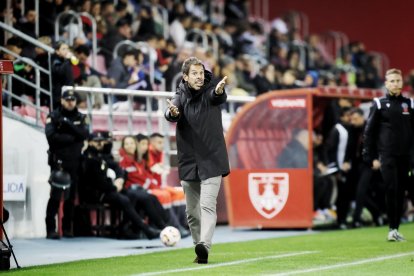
[136,251,317,276]
[272,251,414,275]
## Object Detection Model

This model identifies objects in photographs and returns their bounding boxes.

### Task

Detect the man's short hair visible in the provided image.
[75,44,90,56]
[181,57,204,75]
[150,133,164,139]
[349,107,364,117]
[385,68,402,78]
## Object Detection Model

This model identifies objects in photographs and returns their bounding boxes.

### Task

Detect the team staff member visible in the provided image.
[165,57,229,264]
[45,90,89,239]
[363,68,414,241]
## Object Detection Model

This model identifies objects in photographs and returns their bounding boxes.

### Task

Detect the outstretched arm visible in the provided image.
[165,93,181,122]
[215,76,228,95]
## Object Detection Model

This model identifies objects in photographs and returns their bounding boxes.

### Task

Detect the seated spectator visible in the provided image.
[73,45,106,109]
[106,49,137,101]
[253,63,280,95]
[148,132,188,228]
[277,129,310,168]
[34,36,53,106]
[80,132,161,239]
[119,135,190,237]
[100,17,132,68]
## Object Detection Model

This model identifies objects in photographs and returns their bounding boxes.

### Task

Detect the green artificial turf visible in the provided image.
[8,223,414,275]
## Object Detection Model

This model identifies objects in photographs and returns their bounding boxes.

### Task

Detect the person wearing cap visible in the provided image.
[165,57,229,264]
[80,132,161,239]
[45,91,89,239]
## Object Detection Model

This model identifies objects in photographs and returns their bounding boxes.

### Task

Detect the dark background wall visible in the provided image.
[263,0,414,74]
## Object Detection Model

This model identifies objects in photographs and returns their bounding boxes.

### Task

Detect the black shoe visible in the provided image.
[145,226,161,240]
[46,231,60,240]
[195,243,208,264]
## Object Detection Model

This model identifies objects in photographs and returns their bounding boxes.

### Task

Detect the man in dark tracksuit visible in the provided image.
[165,57,229,264]
[363,68,414,241]
[45,90,89,239]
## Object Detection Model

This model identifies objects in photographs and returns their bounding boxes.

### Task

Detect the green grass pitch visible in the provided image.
[8,222,414,275]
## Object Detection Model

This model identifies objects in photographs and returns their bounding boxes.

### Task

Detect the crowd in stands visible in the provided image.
[2,0,414,238]
[6,0,414,112]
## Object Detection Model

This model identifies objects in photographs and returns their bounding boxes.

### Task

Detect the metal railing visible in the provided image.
[0,21,54,126]
[61,86,255,134]
[54,10,98,69]
[62,85,255,166]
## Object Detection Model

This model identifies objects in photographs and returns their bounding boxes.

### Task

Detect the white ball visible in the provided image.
[160,226,181,247]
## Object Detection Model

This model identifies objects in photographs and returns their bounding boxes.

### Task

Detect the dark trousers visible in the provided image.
[46,166,78,233]
[313,176,333,210]
[102,191,151,235]
[122,188,167,229]
[353,163,383,224]
[380,156,409,230]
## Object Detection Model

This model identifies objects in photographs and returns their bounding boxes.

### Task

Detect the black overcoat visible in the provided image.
[165,70,230,181]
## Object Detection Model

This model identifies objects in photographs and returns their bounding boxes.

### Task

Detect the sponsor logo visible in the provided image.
[248,173,289,219]
[269,98,306,109]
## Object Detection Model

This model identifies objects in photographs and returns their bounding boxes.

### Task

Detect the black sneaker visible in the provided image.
[46,231,60,240]
[195,243,208,264]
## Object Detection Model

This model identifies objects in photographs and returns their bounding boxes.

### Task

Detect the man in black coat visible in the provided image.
[165,57,229,264]
[363,68,414,241]
[45,90,89,239]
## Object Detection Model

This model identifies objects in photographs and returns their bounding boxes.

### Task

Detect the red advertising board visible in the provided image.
[225,169,312,228]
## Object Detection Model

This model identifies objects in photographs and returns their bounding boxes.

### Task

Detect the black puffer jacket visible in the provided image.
[165,70,230,181]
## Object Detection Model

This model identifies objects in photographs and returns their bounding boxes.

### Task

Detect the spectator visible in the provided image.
[51,41,76,110]
[73,45,105,109]
[169,13,192,49]
[106,49,137,93]
[45,90,89,239]
[34,36,53,106]
[148,133,188,228]
[80,132,161,239]
[100,17,132,68]
[253,63,279,95]
[277,129,310,168]
[118,135,190,237]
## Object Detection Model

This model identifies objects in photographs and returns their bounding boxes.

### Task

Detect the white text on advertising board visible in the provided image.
[270,98,306,109]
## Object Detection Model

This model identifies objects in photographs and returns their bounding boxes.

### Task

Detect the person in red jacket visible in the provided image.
[149,132,188,228]
[119,135,189,237]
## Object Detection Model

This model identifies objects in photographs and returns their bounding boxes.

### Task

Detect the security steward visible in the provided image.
[45,90,89,239]
[363,68,414,242]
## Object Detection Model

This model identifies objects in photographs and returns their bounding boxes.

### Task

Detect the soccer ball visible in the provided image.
[160,226,181,247]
